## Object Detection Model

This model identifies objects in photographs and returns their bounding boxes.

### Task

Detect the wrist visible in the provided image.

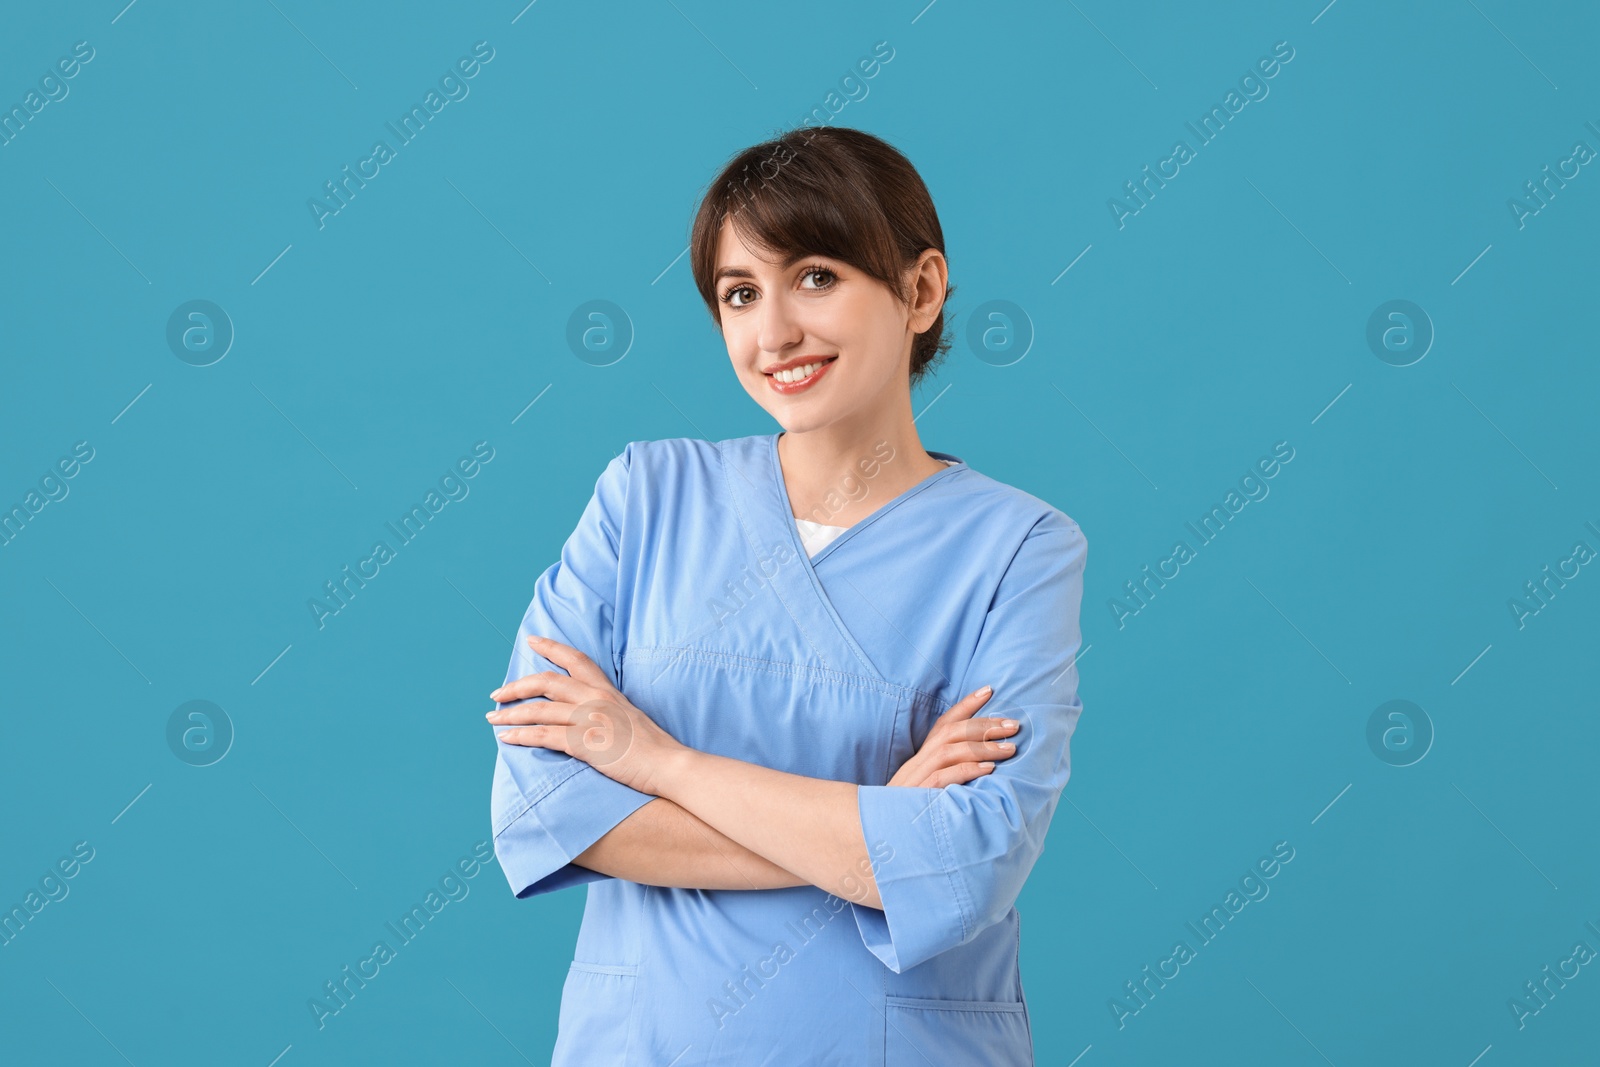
[650,740,701,800]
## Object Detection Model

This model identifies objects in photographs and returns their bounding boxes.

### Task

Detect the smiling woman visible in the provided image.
[486,126,1087,1066]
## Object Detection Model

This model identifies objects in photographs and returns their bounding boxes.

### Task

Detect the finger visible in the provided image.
[928,761,995,788]
[495,725,567,752]
[932,686,994,726]
[487,699,577,727]
[965,717,1022,742]
[526,635,612,689]
[489,670,589,705]
[926,739,1015,770]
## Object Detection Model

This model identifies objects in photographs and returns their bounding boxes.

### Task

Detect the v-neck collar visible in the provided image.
[767,431,966,568]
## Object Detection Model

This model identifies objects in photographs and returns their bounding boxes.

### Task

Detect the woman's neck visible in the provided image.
[777,424,948,528]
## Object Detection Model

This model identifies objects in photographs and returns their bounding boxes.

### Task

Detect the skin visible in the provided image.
[487,218,1022,907]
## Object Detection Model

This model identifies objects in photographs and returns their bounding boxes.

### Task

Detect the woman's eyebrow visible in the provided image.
[713,252,816,283]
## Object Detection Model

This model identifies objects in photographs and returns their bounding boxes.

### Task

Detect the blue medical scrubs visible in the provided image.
[490,432,1087,1065]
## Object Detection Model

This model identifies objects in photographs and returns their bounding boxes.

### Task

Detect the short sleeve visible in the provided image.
[851,511,1087,972]
[489,444,656,899]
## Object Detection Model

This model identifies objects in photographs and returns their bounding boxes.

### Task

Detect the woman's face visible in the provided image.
[713,218,935,435]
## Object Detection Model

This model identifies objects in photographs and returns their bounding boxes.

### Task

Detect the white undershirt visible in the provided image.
[795,460,958,558]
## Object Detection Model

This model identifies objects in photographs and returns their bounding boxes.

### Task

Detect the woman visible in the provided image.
[485,126,1087,1065]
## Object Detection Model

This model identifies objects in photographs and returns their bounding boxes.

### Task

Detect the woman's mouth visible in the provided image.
[765,357,837,395]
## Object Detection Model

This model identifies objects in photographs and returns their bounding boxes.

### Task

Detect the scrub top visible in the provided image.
[489,432,1087,1066]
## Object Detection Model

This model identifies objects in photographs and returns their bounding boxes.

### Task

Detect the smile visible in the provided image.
[765,357,837,395]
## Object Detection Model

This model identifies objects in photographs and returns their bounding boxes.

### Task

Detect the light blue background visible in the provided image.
[2,1,1596,1064]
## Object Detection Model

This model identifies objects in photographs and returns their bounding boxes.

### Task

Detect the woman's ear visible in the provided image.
[906,249,948,332]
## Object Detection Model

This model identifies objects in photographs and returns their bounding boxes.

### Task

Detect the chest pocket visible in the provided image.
[620,645,928,785]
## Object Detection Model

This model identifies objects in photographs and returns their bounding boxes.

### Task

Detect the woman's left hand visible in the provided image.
[487,634,688,797]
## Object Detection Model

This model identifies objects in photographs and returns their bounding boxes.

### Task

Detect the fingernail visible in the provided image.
[1002,719,1018,730]
[979,761,995,769]
[489,689,502,700]
[977,686,993,696]
[997,741,1014,750]
[485,711,497,720]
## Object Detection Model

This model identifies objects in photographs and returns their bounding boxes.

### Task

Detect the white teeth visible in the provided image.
[775,361,826,383]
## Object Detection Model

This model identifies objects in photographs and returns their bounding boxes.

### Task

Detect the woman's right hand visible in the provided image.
[888,686,1021,788]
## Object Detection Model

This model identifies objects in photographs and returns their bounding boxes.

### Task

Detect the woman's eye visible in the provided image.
[801,268,836,289]
[723,285,754,307]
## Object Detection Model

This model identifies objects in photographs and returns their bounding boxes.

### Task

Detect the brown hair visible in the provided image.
[689,126,955,387]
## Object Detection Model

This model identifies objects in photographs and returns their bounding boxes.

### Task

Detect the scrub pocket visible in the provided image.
[883,995,1033,1067]
[552,962,638,1064]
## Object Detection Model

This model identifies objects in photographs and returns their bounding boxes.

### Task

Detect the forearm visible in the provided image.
[654,748,882,909]
[572,796,809,891]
